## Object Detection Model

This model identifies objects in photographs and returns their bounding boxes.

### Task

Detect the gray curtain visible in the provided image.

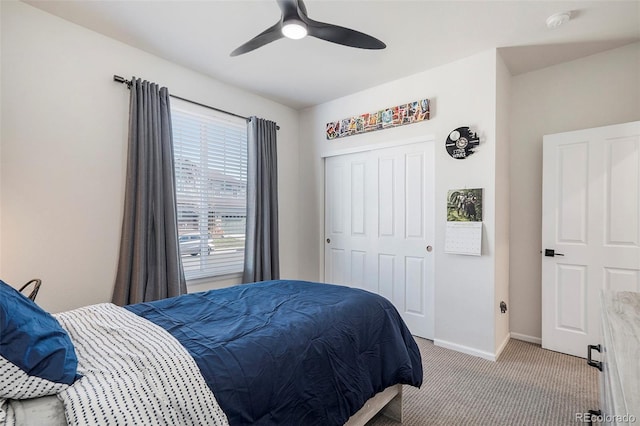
[243,117,279,283]
[112,77,186,305]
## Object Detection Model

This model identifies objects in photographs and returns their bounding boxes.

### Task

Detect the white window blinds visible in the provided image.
[171,98,248,280]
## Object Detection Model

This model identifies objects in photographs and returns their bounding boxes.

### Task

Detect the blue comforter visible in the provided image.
[125,280,422,425]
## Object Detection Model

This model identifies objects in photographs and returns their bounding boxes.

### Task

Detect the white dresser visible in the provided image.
[590,291,640,424]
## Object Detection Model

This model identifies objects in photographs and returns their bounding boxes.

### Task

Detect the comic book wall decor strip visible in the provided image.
[326,98,430,140]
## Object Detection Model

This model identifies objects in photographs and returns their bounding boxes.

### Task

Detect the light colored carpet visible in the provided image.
[368,337,599,426]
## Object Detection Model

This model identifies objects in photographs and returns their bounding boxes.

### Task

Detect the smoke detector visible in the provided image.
[546,12,571,29]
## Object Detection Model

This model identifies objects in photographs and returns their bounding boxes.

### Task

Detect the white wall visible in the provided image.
[508,42,640,342]
[300,49,504,358]
[0,1,300,313]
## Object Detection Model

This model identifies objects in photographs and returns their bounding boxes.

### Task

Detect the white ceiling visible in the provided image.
[24,0,640,110]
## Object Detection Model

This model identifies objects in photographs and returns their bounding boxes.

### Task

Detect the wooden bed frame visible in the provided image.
[345,384,403,425]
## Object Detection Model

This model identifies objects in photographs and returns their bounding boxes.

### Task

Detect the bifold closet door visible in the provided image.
[324,142,434,339]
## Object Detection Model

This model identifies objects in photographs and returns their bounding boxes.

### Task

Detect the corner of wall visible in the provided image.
[494,50,512,354]
[296,107,323,282]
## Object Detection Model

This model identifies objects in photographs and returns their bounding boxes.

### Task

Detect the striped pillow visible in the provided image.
[0,357,70,399]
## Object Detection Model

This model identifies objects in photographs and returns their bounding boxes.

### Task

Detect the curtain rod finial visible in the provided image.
[113,75,132,88]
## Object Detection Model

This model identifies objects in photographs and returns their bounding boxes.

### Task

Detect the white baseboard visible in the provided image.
[435,332,540,361]
[495,332,511,360]
[510,332,542,345]
[434,339,498,362]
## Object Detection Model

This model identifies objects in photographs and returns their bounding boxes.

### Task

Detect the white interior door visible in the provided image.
[324,142,434,339]
[542,121,640,357]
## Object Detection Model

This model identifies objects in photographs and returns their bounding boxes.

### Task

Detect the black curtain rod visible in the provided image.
[113,75,279,130]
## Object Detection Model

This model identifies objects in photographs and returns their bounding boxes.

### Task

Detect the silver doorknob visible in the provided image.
[426,245,433,252]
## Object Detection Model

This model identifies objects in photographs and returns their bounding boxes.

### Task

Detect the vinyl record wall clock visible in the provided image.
[445,127,480,159]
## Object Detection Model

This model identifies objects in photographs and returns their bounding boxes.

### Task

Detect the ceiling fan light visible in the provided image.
[282,20,307,40]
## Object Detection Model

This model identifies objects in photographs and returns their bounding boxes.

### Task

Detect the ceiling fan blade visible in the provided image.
[230,21,284,57]
[276,0,302,19]
[306,20,386,50]
[295,0,308,18]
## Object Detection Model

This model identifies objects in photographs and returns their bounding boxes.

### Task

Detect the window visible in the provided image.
[171,98,248,280]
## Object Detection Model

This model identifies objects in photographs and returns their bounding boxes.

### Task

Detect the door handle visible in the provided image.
[544,249,564,257]
[587,344,602,371]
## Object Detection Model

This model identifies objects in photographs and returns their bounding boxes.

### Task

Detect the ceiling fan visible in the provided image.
[230,0,386,57]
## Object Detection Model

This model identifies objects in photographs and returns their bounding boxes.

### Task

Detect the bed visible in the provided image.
[1,279,422,425]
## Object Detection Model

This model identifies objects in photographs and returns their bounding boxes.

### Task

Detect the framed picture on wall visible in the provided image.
[447,188,483,222]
